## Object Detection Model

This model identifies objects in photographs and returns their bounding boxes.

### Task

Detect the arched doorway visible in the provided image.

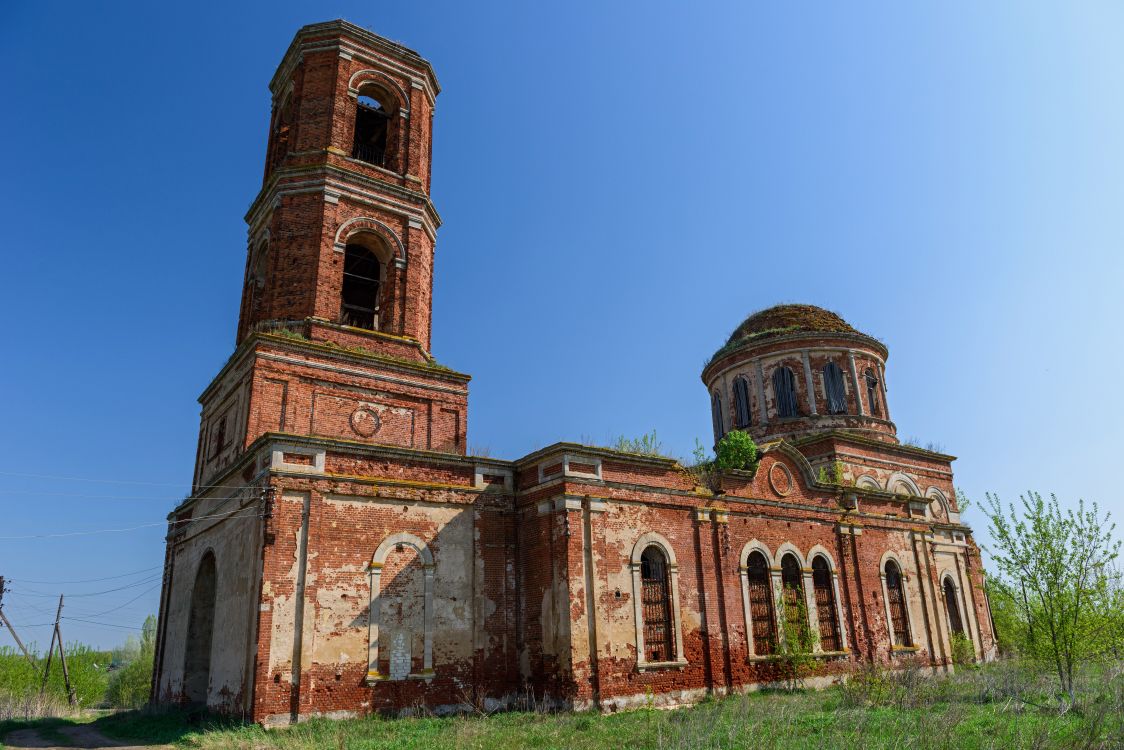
[183,552,217,705]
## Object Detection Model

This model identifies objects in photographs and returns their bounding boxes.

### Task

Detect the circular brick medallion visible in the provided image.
[350,406,381,438]
[768,462,794,497]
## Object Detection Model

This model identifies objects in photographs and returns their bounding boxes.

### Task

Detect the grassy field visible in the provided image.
[2,660,1122,749]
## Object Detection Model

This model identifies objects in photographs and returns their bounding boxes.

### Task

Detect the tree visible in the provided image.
[983,491,1121,703]
[105,615,157,709]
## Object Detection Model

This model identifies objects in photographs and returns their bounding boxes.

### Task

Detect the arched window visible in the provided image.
[340,243,381,330]
[943,577,965,637]
[823,361,847,415]
[780,553,805,633]
[352,93,391,167]
[733,377,752,429]
[745,551,776,655]
[865,368,881,418]
[773,366,799,418]
[640,546,675,662]
[884,560,912,646]
[183,552,217,705]
[711,391,724,442]
[812,556,840,652]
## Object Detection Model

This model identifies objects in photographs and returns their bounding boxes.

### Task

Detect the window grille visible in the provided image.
[640,547,675,662]
[812,557,840,652]
[780,554,805,633]
[885,561,912,646]
[773,367,799,418]
[746,551,776,655]
[823,362,848,414]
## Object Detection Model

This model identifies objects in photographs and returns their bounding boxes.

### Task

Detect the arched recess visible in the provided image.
[346,70,411,114]
[926,487,954,522]
[368,532,435,681]
[182,551,217,705]
[887,472,921,498]
[856,475,882,491]
[334,218,406,265]
[630,533,686,667]
[739,540,776,656]
[807,545,848,652]
[941,574,966,638]
[879,552,915,648]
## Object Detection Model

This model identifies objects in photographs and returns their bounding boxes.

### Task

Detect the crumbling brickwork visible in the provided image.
[151,20,997,725]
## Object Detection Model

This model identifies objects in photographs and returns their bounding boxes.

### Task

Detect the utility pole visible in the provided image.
[0,577,38,668]
[39,595,61,695]
[39,594,77,705]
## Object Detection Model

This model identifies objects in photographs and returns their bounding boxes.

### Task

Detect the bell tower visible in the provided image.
[192,21,467,491]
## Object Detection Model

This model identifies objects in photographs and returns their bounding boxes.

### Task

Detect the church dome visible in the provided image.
[725,304,858,347]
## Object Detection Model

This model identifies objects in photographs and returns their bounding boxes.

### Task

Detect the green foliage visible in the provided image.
[105,616,156,709]
[610,430,672,458]
[983,491,1122,702]
[817,460,846,486]
[776,587,817,689]
[77,661,1124,750]
[949,632,975,667]
[0,642,111,709]
[713,430,758,472]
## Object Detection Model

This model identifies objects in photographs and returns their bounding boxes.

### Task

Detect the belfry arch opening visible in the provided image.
[183,551,217,705]
[340,241,385,330]
[352,86,396,168]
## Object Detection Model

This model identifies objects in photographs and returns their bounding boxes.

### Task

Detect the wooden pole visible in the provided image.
[55,619,77,706]
[39,596,63,696]
[0,608,38,670]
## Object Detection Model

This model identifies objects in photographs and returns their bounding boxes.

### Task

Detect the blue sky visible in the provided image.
[1,1,1122,649]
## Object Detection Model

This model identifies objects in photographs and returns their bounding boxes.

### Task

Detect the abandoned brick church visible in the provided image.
[151,20,997,725]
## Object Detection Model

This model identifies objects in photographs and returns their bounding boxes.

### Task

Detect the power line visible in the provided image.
[72,583,162,619]
[13,576,161,599]
[0,469,257,494]
[63,617,144,632]
[0,490,186,501]
[0,505,265,541]
[11,566,162,586]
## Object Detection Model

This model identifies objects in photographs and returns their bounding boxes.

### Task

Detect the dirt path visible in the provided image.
[2,724,171,749]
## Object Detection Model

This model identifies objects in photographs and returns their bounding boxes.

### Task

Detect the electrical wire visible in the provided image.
[13,576,162,599]
[11,566,162,585]
[0,505,265,541]
[0,469,258,494]
[71,583,162,619]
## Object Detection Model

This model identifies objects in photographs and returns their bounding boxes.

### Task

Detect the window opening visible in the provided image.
[340,244,381,330]
[640,546,674,662]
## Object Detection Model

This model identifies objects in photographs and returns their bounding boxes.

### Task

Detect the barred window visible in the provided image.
[823,362,847,414]
[885,560,912,646]
[734,377,752,429]
[640,546,675,663]
[773,366,799,418]
[943,577,965,637]
[745,551,776,655]
[780,554,805,631]
[812,556,840,652]
[341,244,381,330]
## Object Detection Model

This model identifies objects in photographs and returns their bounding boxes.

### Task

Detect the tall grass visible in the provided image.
[86,659,1124,750]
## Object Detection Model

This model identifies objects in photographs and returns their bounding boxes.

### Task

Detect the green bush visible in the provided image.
[950,632,975,666]
[714,430,758,472]
[105,615,156,709]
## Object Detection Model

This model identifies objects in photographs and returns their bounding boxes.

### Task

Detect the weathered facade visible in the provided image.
[151,20,997,725]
